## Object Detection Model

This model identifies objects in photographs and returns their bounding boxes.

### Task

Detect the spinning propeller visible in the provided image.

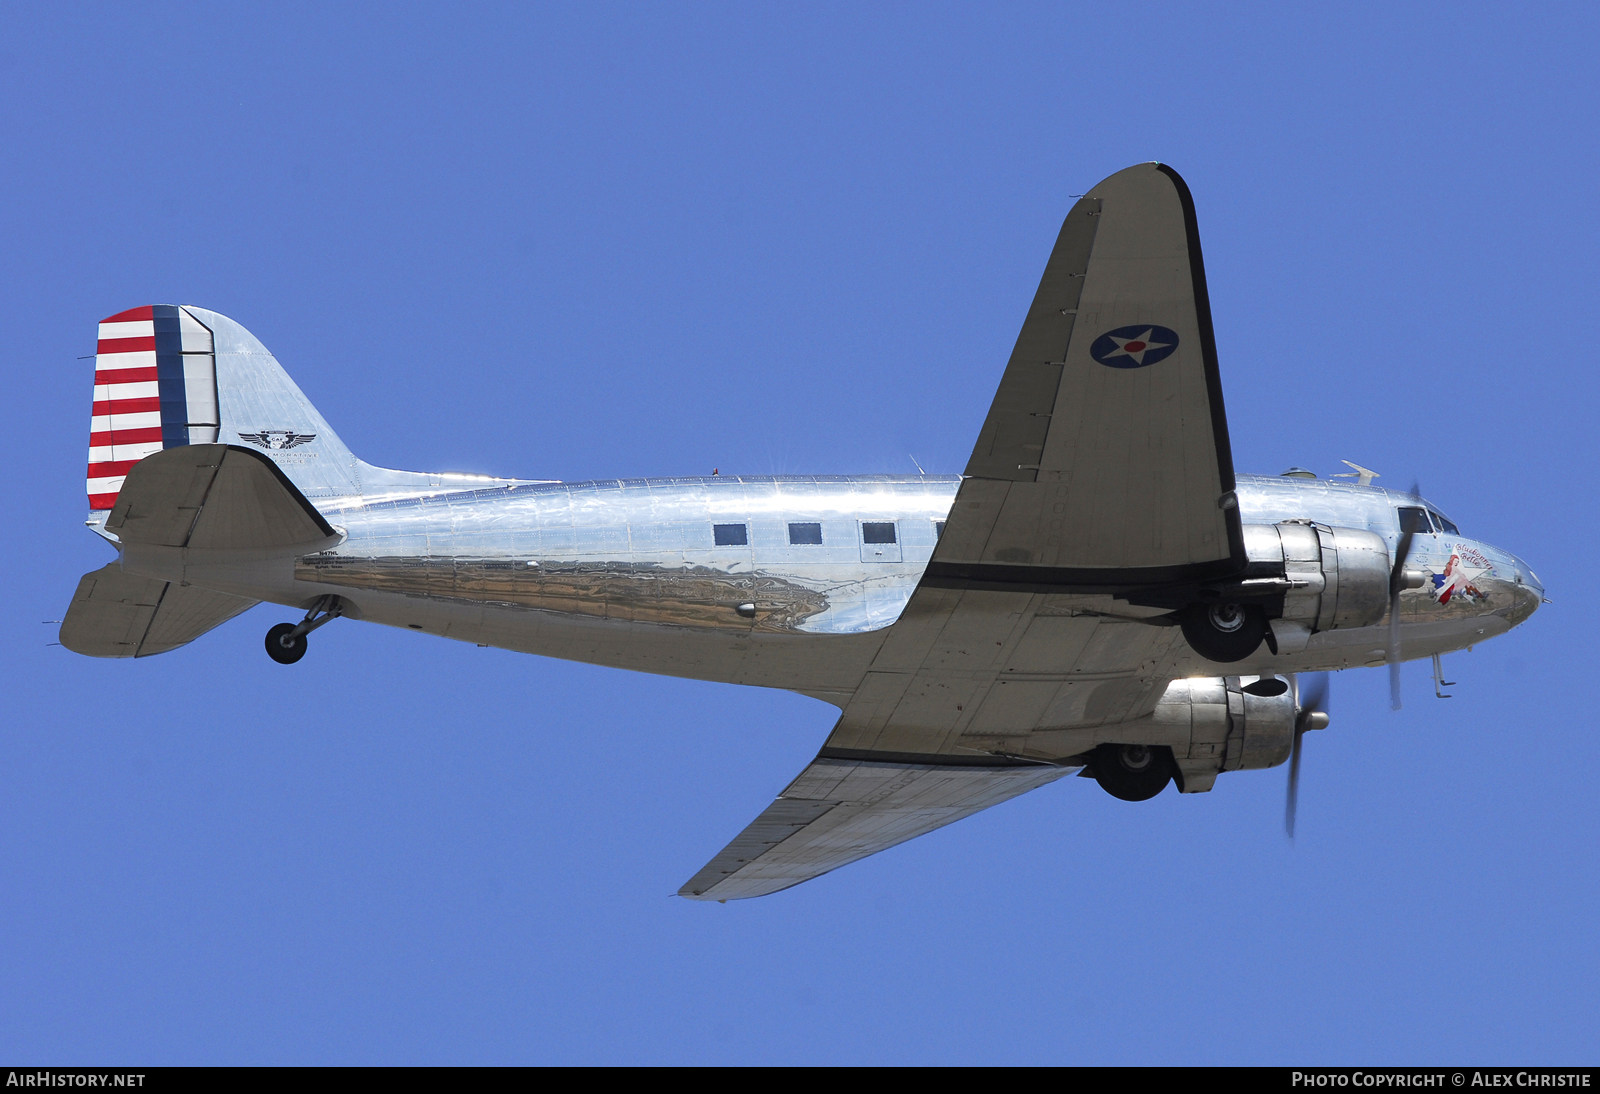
[1283,479,1426,837]
[1388,481,1427,711]
[1285,672,1330,839]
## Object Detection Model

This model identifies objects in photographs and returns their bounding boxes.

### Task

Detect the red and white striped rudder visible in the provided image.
[87,305,219,511]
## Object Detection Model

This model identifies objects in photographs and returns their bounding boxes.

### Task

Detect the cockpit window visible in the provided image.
[1434,512,1460,535]
[1398,506,1435,534]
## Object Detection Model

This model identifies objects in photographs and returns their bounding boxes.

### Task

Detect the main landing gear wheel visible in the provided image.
[265,622,308,664]
[1180,601,1267,663]
[1091,743,1175,802]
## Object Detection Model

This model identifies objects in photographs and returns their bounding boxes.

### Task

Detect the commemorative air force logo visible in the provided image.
[1090,325,1180,369]
[239,430,317,450]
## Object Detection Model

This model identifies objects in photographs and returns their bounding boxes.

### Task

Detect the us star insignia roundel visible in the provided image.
[1089,325,1180,369]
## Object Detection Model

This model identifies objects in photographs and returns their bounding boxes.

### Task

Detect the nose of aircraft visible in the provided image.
[1501,549,1544,626]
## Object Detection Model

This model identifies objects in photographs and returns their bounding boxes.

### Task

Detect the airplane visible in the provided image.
[61,162,1544,901]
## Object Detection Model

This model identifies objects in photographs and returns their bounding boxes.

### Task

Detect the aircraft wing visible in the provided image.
[950,160,1243,587]
[679,752,1073,901]
[681,163,1232,901]
[679,598,1180,900]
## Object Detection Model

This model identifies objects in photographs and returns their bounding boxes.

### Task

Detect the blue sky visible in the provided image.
[3,2,1595,1064]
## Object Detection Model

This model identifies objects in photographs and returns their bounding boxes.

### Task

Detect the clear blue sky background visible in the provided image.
[3,2,1594,1065]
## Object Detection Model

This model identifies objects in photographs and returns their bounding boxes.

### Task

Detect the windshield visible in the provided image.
[1398,506,1434,534]
[1398,506,1461,536]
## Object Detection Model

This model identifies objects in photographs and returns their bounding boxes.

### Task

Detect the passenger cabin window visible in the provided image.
[861,522,897,544]
[713,523,748,546]
[934,521,946,538]
[788,522,823,545]
[1398,507,1435,534]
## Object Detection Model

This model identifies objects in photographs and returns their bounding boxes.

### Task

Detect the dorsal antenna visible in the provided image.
[1332,460,1380,487]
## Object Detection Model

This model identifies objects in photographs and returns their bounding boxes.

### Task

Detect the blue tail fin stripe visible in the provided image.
[152,305,189,449]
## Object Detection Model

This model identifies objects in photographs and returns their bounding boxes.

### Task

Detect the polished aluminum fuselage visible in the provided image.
[190,468,1542,702]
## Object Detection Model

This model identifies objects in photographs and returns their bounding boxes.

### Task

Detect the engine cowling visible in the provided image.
[1240,522,1390,632]
[1152,676,1296,789]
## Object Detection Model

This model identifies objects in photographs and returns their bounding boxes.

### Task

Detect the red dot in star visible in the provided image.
[1123,341,1146,352]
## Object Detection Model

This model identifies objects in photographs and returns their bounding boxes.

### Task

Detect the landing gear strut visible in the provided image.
[1091,743,1175,801]
[1180,601,1267,663]
[265,596,343,665]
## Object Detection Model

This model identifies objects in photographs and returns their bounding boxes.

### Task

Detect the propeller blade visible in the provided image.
[1389,591,1403,710]
[1286,672,1329,840]
[1286,727,1304,838]
[1387,481,1422,711]
[1299,671,1328,717]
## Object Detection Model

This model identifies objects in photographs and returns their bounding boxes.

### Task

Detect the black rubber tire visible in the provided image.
[265,622,308,665]
[1091,743,1174,802]
[1180,602,1267,663]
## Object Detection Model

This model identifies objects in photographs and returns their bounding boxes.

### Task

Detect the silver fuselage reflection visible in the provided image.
[250,471,1542,693]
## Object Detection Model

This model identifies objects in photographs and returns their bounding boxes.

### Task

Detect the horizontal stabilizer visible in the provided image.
[679,752,1075,901]
[63,444,337,659]
[60,564,257,658]
[106,443,337,552]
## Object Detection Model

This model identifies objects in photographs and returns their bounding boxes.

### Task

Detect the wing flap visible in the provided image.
[679,754,1074,901]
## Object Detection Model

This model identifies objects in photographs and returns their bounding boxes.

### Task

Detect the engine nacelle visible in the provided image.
[1240,522,1390,632]
[1152,676,1295,790]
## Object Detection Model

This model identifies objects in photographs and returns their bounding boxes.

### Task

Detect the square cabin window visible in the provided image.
[862,522,897,545]
[934,521,946,539]
[713,523,748,547]
[788,522,823,545]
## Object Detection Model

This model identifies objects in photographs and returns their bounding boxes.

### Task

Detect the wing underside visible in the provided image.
[943,161,1243,589]
[683,163,1239,900]
[679,752,1075,901]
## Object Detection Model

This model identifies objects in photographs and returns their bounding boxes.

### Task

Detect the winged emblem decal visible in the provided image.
[238,430,316,450]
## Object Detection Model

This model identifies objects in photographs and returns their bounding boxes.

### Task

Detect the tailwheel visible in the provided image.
[263,595,343,664]
[1091,743,1175,802]
[1180,601,1267,663]
[265,622,308,664]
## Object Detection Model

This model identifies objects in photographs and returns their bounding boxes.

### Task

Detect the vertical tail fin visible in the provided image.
[86,305,361,518]
[83,304,537,527]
